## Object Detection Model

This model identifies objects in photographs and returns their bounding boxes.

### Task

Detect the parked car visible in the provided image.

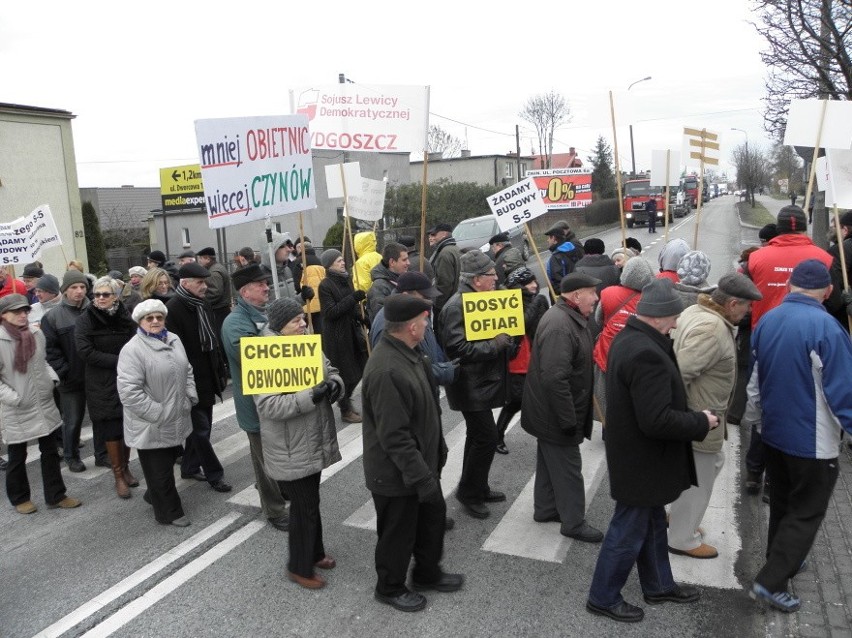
[452,215,530,261]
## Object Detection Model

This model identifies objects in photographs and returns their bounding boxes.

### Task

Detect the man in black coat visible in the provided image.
[362,295,463,613]
[166,263,232,493]
[195,247,232,339]
[586,278,718,623]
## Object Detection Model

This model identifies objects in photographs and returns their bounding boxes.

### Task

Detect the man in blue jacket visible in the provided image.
[748,259,852,613]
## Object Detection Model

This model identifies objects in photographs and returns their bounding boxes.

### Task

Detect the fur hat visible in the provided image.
[132,298,168,323]
[61,269,89,293]
[636,279,683,317]
[583,238,605,255]
[676,251,712,286]
[460,249,495,277]
[320,249,342,270]
[267,298,304,332]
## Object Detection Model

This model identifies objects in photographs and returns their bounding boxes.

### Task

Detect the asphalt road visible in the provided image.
[1,195,770,638]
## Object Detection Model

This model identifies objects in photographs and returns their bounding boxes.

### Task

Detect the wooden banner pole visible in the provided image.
[524,222,556,302]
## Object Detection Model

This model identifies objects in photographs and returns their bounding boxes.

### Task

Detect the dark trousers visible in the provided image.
[372,491,446,597]
[756,446,839,592]
[648,215,656,233]
[279,472,324,577]
[588,502,675,608]
[58,389,88,462]
[93,418,124,442]
[457,410,498,503]
[137,446,185,524]
[534,440,585,533]
[5,433,67,506]
[181,404,224,483]
[496,400,521,443]
[746,423,767,476]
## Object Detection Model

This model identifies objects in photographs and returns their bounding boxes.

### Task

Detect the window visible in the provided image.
[505,163,514,178]
[274,222,282,233]
[181,228,190,247]
[520,163,527,178]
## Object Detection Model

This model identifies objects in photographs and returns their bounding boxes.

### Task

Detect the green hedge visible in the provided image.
[583,198,620,226]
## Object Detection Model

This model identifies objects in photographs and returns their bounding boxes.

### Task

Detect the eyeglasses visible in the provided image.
[141,314,165,322]
[93,292,115,298]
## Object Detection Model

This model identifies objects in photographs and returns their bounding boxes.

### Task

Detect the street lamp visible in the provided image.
[627,76,652,178]
[730,127,748,153]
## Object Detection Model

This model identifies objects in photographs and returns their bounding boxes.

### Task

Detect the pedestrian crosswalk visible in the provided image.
[36,396,744,590]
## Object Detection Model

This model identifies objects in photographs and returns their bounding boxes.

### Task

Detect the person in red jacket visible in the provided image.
[0,267,28,299]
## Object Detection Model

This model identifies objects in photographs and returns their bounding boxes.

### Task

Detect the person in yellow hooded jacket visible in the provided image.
[353,231,382,294]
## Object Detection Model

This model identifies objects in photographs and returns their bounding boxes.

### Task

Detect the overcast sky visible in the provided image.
[2,0,774,188]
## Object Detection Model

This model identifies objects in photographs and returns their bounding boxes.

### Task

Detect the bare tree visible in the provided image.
[752,0,851,138]
[770,142,805,195]
[732,143,772,206]
[519,91,571,169]
[427,125,464,158]
[98,204,150,250]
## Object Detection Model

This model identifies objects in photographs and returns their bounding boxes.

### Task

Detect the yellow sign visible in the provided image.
[240,334,324,395]
[462,289,525,341]
[159,164,205,212]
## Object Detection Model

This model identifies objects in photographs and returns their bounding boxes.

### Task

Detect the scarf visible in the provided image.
[138,326,170,342]
[95,301,120,317]
[175,284,216,352]
[2,319,36,373]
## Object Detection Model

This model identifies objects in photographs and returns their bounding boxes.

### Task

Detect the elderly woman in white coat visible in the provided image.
[117,299,197,527]
[255,298,344,590]
[0,294,81,514]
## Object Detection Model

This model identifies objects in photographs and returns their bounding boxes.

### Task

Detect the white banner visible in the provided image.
[0,205,63,266]
[825,148,852,209]
[194,115,317,229]
[783,99,852,149]
[650,150,681,187]
[325,162,363,199]
[347,177,387,222]
[488,177,548,232]
[293,84,429,153]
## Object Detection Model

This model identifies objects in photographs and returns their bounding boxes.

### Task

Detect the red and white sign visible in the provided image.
[488,178,548,232]
[525,168,593,210]
[292,84,429,153]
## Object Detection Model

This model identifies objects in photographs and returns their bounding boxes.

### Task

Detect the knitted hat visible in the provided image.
[147,250,166,266]
[108,270,124,281]
[789,259,831,289]
[128,266,148,278]
[676,251,712,286]
[636,279,683,317]
[561,272,601,293]
[506,267,536,288]
[384,294,432,322]
[61,269,89,292]
[132,298,168,323]
[36,274,60,295]
[620,257,655,291]
[658,238,690,272]
[758,223,778,242]
[583,238,605,255]
[717,273,763,301]
[777,206,808,233]
[460,249,495,277]
[320,249,342,270]
[267,298,304,332]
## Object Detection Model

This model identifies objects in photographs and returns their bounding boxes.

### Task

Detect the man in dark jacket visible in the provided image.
[367,242,409,320]
[544,222,584,296]
[362,294,463,613]
[166,263,232,493]
[399,235,435,283]
[586,278,717,623]
[824,210,852,331]
[439,250,513,519]
[427,223,461,331]
[42,270,97,472]
[195,247,232,338]
[489,233,524,287]
[521,272,603,542]
[575,238,621,294]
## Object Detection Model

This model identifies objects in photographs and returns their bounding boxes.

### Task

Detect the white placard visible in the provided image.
[0,205,63,265]
[816,156,829,193]
[324,162,363,199]
[650,150,682,187]
[195,114,316,229]
[488,177,548,233]
[347,177,387,222]
[783,99,852,149]
[825,148,852,209]
[293,84,429,153]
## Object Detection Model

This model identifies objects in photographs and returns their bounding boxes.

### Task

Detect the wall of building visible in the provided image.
[409,154,533,187]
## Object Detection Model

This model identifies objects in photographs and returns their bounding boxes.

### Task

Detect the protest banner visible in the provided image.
[487,177,548,233]
[525,168,593,210]
[324,162,386,222]
[0,205,63,265]
[240,334,324,395]
[194,114,317,229]
[462,289,525,341]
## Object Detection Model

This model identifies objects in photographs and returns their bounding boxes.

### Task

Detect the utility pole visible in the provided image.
[627,76,651,178]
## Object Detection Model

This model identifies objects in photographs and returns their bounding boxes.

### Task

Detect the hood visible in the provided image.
[554,240,576,253]
[259,231,293,269]
[354,231,377,258]
[658,238,690,271]
[620,257,655,291]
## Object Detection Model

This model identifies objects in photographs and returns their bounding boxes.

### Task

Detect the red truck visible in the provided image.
[623,179,667,228]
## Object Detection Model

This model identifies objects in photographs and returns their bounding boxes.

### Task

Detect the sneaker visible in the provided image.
[15,500,37,514]
[67,459,86,473]
[47,497,82,509]
[749,582,800,613]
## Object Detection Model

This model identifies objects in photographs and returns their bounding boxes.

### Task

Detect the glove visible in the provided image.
[326,377,344,404]
[311,381,330,404]
[492,333,513,351]
[416,477,444,505]
[352,289,367,302]
[842,288,852,307]
[301,285,315,301]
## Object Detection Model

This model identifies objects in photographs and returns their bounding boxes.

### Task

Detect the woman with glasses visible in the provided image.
[139,267,173,303]
[76,277,139,499]
[117,299,197,527]
[0,294,81,514]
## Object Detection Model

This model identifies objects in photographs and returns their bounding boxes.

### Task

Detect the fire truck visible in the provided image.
[622,179,668,228]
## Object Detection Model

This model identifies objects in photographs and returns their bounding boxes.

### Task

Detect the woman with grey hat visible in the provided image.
[117,299,197,527]
[0,294,81,514]
[254,298,344,589]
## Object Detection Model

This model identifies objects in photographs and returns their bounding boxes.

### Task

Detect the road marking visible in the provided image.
[30,513,241,638]
[78,519,264,638]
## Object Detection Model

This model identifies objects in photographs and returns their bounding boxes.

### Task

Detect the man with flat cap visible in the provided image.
[166,262,232,493]
[522,272,603,542]
[667,273,762,560]
[489,232,523,287]
[747,259,852,613]
[427,223,460,333]
[587,278,717,623]
[362,293,464,613]
[440,249,513,519]
[195,247,232,338]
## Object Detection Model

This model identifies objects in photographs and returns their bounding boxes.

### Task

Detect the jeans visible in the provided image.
[588,502,676,608]
[58,390,87,462]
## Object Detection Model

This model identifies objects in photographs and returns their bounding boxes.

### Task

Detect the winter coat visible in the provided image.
[254,327,342,481]
[297,250,324,315]
[41,296,91,392]
[75,302,136,423]
[407,248,436,283]
[671,295,736,453]
[166,293,227,408]
[260,232,300,301]
[367,261,399,320]
[546,240,583,290]
[117,331,197,450]
[361,332,447,497]
[521,300,594,446]
[604,316,710,506]
[672,281,715,310]
[221,297,267,433]
[574,254,621,294]
[0,326,62,445]
[353,232,382,293]
[205,261,233,311]
[429,236,461,314]
[439,281,509,411]
[494,244,524,286]
[826,236,852,329]
[319,271,368,389]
